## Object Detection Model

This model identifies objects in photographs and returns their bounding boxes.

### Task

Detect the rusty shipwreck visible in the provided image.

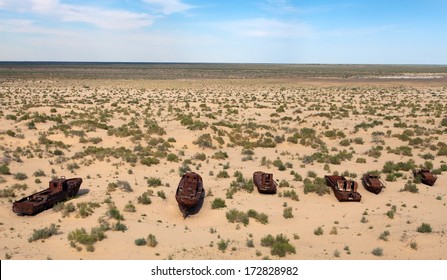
[362,173,386,194]
[176,172,205,217]
[12,176,82,215]
[253,171,277,194]
[413,169,437,186]
[325,175,361,202]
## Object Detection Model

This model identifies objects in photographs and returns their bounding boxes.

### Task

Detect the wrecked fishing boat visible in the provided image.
[413,169,437,186]
[12,176,82,215]
[253,171,277,194]
[325,175,361,202]
[362,173,386,194]
[176,172,204,217]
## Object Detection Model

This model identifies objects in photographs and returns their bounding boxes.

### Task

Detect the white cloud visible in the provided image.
[0,0,155,30]
[142,0,193,15]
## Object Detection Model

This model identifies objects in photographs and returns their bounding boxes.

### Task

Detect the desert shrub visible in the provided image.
[282,190,299,201]
[218,239,229,252]
[261,234,296,257]
[216,170,229,178]
[0,188,15,198]
[113,222,127,232]
[372,247,383,257]
[213,151,228,160]
[283,207,293,219]
[28,224,60,242]
[211,198,226,209]
[147,234,158,247]
[135,238,147,246]
[329,227,338,235]
[107,206,124,221]
[147,177,162,187]
[379,230,390,241]
[303,177,330,196]
[400,180,418,193]
[77,202,100,218]
[193,153,207,161]
[123,201,136,212]
[140,157,160,166]
[166,153,179,162]
[194,134,213,148]
[137,192,152,205]
[356,157,366,163]
[314,227,324,236]
[386,210,395,219]
[339,139,350,146]
[61,202,76,217]
[226,209,249,226]
[14,172,27,180]
[157,190,166,199]
[0,164,11,175]
[417,223,432,233]
[33,169,46,177]
[247,209,269,224]
[68,226,106,249]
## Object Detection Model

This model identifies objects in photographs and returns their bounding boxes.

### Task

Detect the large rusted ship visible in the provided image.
[176,172,204,217]
[12,176,82,215]
[362,173,386,194]
[413,169,437,186]
[253,171,277,194]
[325,175,361,202]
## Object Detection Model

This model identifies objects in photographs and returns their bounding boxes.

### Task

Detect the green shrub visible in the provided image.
[216,170,229,178]
[226,209,249,226]
[261,234,296,257]
[147,234,158,247]
[211,198,226,209]
[166,153,179,162]
[379,230,390,241]
[0,164,11,175]
[28,224,60,242]
[372,247,383,257]
[400,180,418,193]
[314,226,324,236]
[123,201,136,212]
[147,177,162,187]
[135,238,147,246]
[218,239,228,252]
[33,169,46,177]
[14,172,28,180]
[417,223,432,233]
[194,134,213,148]
[137,192,152,205]
[283,207,293,219]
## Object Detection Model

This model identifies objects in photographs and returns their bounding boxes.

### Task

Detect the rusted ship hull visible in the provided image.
[325,175,361,202]
[12,177,82,215]
[176,172,204,217]
[413,169,437,186]
[253,171,277,194]
[362,174,385,194]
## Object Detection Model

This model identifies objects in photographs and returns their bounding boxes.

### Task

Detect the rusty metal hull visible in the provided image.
[253,171,277,194]
[12,177,82,215]
[362,174,385,194]
[325,175,361,202]
[176,172,204,217]
[413,169,437,186]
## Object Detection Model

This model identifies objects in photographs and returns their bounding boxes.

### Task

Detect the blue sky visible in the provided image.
[0,0,446,63]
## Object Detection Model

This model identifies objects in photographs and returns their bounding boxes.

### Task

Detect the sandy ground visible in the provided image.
[0,77,446,260]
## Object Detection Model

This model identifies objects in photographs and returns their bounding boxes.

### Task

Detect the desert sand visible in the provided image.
[1,65,446,260]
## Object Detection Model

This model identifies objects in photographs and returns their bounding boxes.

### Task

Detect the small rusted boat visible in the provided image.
[362,173,386,194]
[325,175,361,202]
[253,171,277,194]
[12,176,82,215]
[413,169,437,186]
[176,172,204,217]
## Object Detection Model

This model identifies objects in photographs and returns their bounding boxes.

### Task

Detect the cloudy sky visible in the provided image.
[0,0,446,63]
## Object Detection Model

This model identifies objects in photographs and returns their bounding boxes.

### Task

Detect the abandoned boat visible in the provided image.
[176,172,204,217]
[362,173,386,194]
[12,176,82,215]
[413,169,437,186]
[253,171,278,194]
[325,175,361,202]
